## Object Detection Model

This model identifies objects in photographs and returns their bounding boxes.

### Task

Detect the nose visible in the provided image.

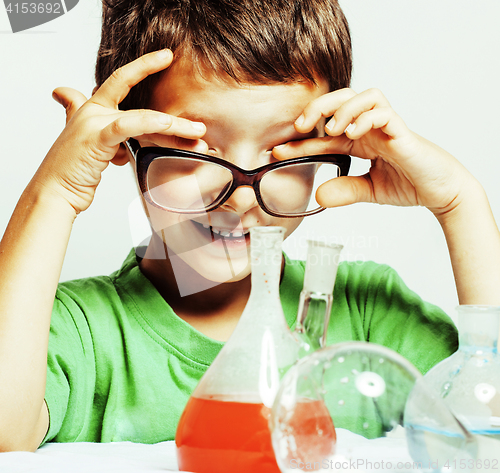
[220,185,259,215]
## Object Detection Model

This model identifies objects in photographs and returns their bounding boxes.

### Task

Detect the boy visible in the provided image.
[0,0,499,452]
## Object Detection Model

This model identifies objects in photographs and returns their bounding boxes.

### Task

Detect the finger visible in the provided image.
[343,107,408,141]
[325,88,391,136]
[316,175,375,207]
[99,110,206,149]
[295,88,357,133]
[273,135,352,160]
[138,135,210,154]
[52,87,88,124]
[91,49,173,108]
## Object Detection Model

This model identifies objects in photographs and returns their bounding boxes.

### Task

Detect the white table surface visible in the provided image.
[0,441,179,473]
[0,430,415,473]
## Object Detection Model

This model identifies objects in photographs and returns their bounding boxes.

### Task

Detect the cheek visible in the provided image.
[275,216,304,239]
[145,202,184,234]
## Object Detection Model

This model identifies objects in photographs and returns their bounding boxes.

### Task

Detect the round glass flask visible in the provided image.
[271,342,423,471]
[404,306,500,472]
[420,305,500,438]
[175,226,300,473]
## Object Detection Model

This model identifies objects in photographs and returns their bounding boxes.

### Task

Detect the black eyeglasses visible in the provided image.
[126,137,350,218]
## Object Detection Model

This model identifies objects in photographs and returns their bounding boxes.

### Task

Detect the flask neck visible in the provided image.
[249,232,283,299]
[457,306,500,352]
[295,290,333,353]
[294,240,342,355]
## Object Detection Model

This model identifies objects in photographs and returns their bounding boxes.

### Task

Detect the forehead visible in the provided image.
[149,59,328,125]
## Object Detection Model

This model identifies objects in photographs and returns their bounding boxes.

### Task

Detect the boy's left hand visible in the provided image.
[272,88,478,218]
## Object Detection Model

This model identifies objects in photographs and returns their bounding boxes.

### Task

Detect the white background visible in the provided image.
[1,1,499,323]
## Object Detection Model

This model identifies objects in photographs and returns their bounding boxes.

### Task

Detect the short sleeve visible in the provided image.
[364,264,458,374]
[42,288,96,445]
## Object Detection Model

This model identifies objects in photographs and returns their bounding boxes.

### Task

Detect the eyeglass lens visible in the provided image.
[146,155,341,216]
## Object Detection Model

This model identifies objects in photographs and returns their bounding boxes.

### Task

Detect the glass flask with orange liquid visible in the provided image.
[176,228,342,473]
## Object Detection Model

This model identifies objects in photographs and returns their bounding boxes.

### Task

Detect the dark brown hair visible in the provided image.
[95,0,352,111]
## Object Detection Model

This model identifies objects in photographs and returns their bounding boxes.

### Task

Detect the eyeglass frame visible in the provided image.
[125,137,351,218]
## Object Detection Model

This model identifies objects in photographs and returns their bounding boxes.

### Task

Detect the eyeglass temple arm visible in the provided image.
[340,155,351,176]
[123,138,142,168]
[124,138,140,159]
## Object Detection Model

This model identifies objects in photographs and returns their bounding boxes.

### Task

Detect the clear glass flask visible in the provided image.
[175,226,299,473]
[404,305,500,471]
[270,306,500,473]
[271,342,424,472]
[420,306,500,437]
[266,240,343,470]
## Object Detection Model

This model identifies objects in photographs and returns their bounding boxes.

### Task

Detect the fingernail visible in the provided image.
[274,144,286,151]
[52,91,62,105]
[156,49,171,59]
[325,118,336,133]
[191,122,205,133]
[345,123,356,135]
[157,115,172,126]
[295,114,305,127]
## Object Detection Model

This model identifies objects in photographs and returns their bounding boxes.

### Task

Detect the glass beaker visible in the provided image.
[176,226,300,473]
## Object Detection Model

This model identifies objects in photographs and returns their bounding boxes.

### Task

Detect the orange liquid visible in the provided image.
[176,395,336,473]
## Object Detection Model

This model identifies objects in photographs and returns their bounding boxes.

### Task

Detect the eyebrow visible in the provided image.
[178,114,320,139]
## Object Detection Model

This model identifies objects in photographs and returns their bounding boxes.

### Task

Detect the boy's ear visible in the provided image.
[94,82,129,166]
[110,144,130,166]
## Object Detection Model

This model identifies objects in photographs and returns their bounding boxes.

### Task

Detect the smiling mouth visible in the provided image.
[191,219,250,242]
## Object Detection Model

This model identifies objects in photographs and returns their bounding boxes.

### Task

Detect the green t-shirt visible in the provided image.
[43,250,458,445]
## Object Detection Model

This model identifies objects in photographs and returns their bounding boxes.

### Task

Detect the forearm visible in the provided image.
[437,179,500,306]
[0,178,76,450]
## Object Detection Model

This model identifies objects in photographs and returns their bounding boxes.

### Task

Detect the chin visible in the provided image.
[166,246,250,296]
[184,251,251,282]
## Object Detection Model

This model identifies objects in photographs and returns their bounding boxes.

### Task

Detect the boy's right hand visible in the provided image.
[38,49,207,215]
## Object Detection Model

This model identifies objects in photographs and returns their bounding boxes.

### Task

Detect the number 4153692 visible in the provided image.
[443,459,498,470]
[5,3,61,14]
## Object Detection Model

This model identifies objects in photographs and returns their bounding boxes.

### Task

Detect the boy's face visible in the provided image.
[141,60,329,284]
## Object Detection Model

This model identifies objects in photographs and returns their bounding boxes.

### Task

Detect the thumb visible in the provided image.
[316,175,374,207]
[52,87,88,124]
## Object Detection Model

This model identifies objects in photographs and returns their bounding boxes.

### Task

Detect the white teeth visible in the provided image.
[195,220,249,238]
